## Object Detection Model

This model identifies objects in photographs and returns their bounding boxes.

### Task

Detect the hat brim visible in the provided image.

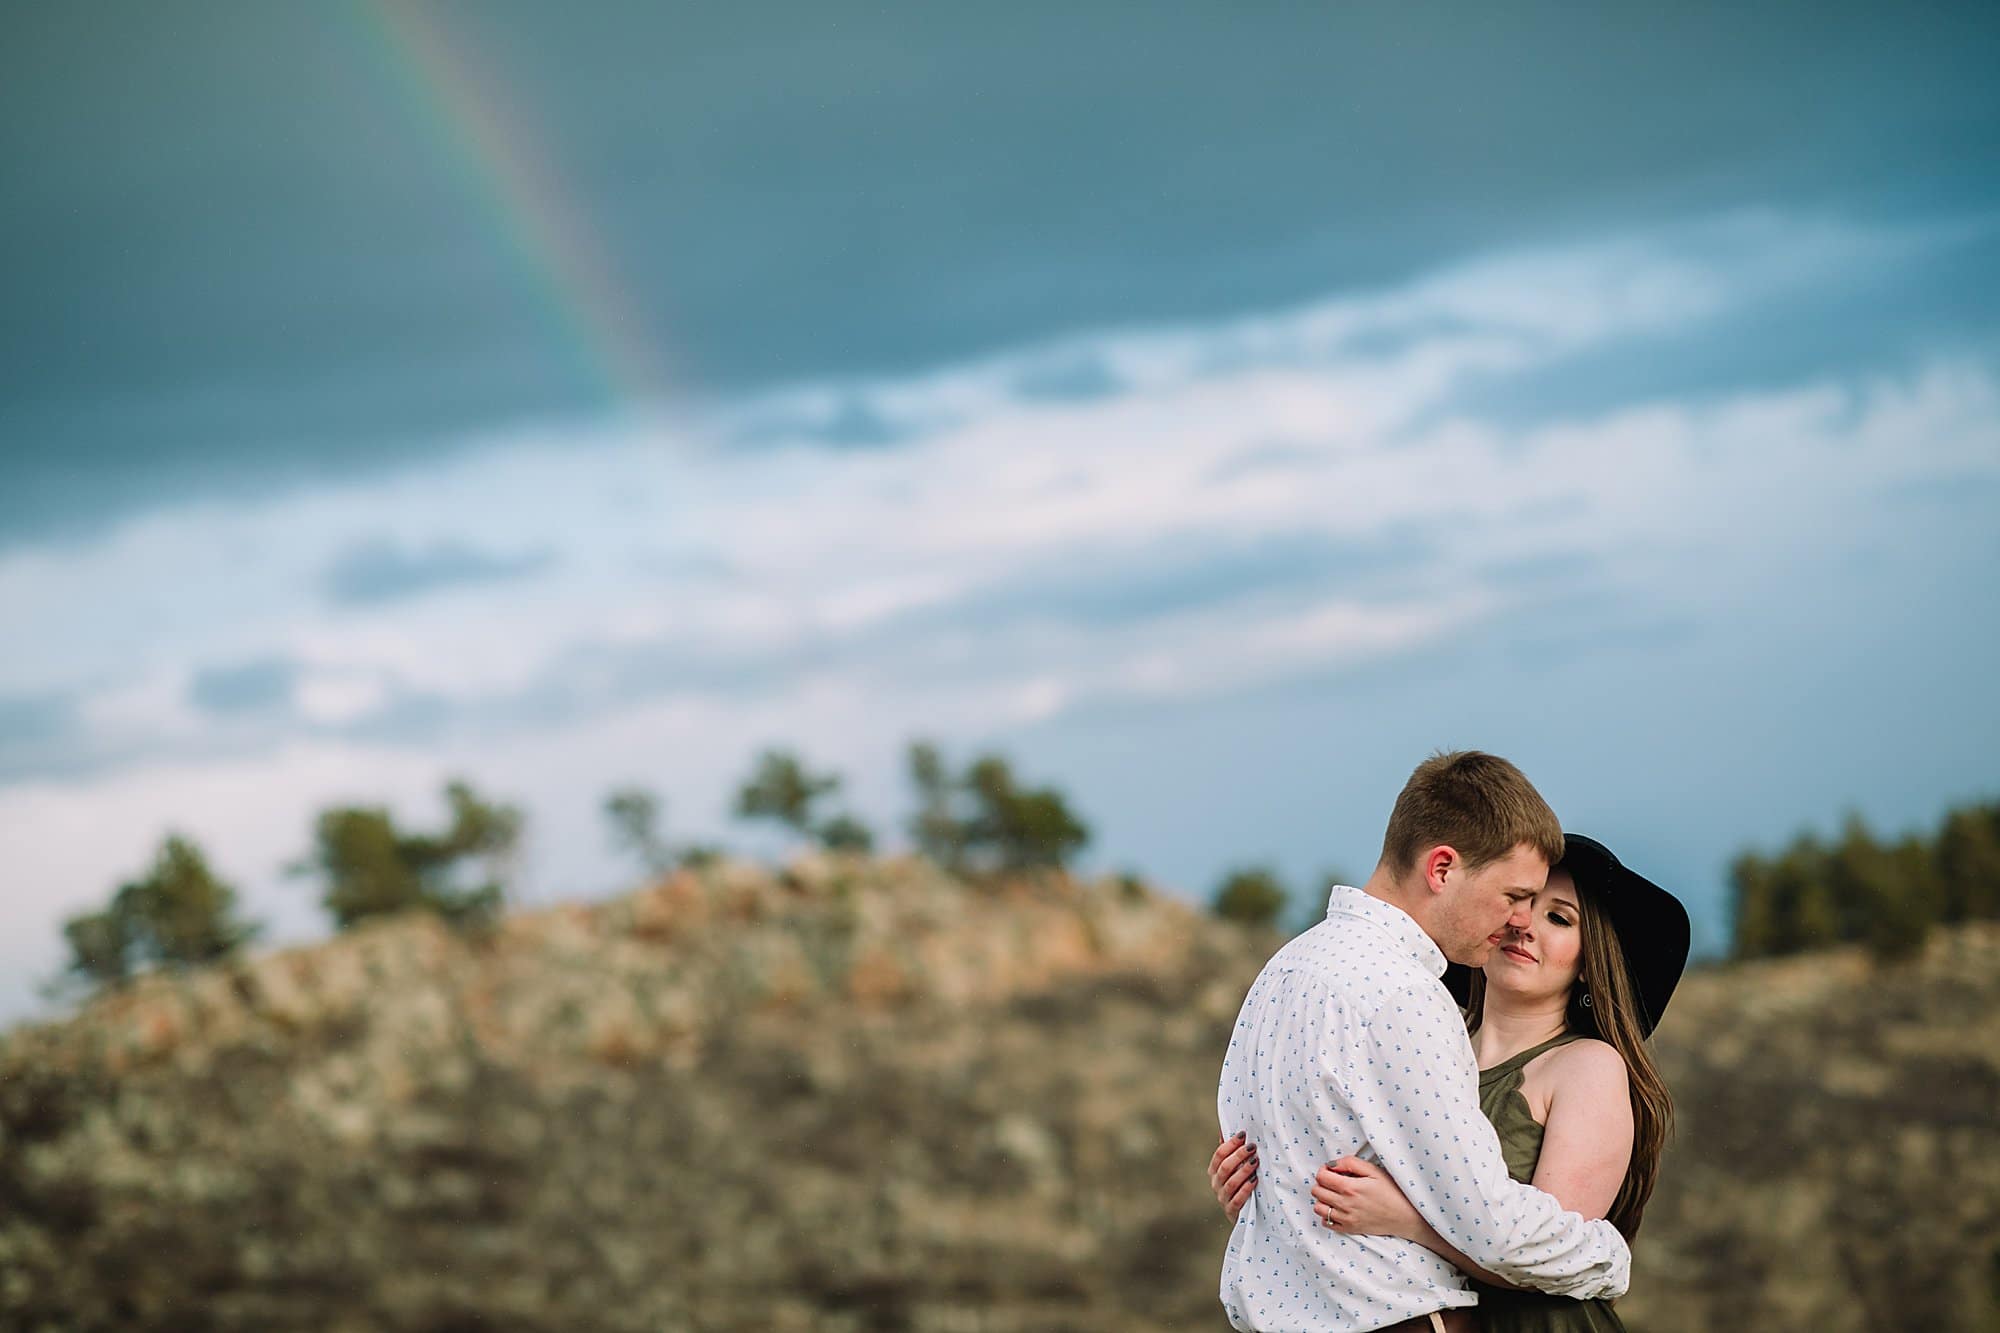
[1443,833,1690,1038]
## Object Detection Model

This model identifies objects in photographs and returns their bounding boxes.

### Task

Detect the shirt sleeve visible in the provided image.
[1326,980,1632,1299]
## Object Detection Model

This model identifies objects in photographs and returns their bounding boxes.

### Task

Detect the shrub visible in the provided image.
[1212,867,1288,930]
[59,834,258,990]
[294,779,521,930]
[1727,800,1999,961]
[906,742,1091,876]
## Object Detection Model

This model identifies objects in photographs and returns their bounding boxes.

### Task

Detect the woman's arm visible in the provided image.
[1313,1157,1521,1287]
[1526,1041,1633,1222]
[1209,1132,1258,1221]
[1314,1041,1635,1290]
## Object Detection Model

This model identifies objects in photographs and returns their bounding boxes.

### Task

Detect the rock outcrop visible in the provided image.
[1,857,1994,1331]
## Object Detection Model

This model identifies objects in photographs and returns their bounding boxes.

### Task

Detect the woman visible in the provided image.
[1207,834,1688,1332]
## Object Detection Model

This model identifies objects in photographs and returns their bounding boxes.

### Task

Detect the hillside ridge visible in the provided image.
[2,859,1995,1332]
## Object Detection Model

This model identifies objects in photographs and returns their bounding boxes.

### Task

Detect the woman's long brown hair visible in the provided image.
[1461,872,1674,1240]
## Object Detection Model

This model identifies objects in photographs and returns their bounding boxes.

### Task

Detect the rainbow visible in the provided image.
[349,0,672,407]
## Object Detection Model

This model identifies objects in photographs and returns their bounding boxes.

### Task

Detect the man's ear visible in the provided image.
[1422,845,1457,895]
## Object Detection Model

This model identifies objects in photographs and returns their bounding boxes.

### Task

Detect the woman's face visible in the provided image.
[1481,865,1584,1003]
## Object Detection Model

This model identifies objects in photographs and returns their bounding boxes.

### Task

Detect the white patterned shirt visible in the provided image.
[1216,885,1631,1331]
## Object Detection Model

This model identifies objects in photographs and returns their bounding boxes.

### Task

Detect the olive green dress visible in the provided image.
[1469,1032,1628,1333]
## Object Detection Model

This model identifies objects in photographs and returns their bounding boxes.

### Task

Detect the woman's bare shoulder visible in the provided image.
[1522,1036,1626,1099]
[1538,1038,1631,1108]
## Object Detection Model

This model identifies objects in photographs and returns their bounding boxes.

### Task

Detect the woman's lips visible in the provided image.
[1500,945,1536,963]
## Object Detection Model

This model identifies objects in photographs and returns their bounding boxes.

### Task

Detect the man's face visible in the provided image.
[1436,843,1547,966]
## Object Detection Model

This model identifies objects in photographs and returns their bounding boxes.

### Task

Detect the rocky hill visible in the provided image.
[1,857,1995,1332]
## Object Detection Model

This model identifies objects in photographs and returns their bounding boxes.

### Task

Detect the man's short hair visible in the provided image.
[1380,750,1564,876]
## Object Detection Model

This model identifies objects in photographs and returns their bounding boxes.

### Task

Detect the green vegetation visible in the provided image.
[815,812,876,853]
[1115,870,1150,904]
[291,779,523,930]
[17,836,2000,1331]
[1730,799,2000,962]
[603,785,729,871]
[604,786,674,875]
[677,842,725,869]
[902,740,1090,875]
[907,741,966,871]
[51,739,1109,996]
[1212,865,1289,929]
[733,748,876,852]
[66,732,1984,998]
[962,755,1090,871]
[733,749,839,837]
[59,834,259,990]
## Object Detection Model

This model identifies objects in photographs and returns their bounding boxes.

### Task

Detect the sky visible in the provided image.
[4,2,1999,1022]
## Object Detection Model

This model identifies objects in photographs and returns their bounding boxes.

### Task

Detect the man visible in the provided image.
[1216,750,1630,1332]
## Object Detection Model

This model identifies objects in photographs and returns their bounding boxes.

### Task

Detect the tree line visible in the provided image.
[56,749,1997,995]
[55,741,1093,994]
[1729,798,2000,962]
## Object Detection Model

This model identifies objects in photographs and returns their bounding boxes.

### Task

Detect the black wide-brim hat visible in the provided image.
[1443,833,1690,1038]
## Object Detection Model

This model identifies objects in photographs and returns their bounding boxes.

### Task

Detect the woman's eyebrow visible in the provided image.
[1548,896,1579,914]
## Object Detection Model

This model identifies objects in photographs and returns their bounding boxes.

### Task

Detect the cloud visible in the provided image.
[1886,469,2000,511]
[729,396,915,449]
[188,657,299,716]
[884,532,1438,633]
[322,538,555,607]
[1008,353,1124,403]
[705,212,1918,460]
[0,690,76,748]
[2,213,1996,834]
[0,690,83,784]
[0,383,1996,1029]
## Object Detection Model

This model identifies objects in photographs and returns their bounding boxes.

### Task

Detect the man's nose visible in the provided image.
[1507,902,1533,931]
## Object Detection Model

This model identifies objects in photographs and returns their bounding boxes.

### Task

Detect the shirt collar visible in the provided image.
[1324,883,1448,977]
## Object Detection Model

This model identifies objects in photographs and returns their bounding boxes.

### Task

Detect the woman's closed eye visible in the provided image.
[1547,912,1571,927]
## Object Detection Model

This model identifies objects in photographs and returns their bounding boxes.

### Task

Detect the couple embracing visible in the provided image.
[1209,750,1689,1332]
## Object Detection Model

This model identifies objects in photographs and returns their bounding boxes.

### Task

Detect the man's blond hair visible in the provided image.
[1380,750,1564,876]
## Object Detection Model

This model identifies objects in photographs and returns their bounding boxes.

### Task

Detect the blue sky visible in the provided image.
[3,3,1998,1021]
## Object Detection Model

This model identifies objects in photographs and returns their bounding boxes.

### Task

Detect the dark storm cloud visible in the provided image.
[1444,224,2000,431]
[5,1,1998,547]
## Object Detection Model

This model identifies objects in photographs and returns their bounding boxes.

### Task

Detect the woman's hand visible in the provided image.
[1209,1132,1258,1222]
[1310,1155,1424,1241]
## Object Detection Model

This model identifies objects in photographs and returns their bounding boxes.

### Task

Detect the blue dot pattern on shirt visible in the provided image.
[1215,885,1630,1331]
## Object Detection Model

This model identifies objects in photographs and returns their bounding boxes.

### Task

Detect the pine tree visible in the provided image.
[605,786,674,875]
[295,779,522,929]
[734,750,840,840]
[58,833,258,991]
[1213,867,1289,929]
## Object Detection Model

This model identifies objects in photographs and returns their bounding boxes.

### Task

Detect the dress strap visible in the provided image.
[1479,1031,1581,1077]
